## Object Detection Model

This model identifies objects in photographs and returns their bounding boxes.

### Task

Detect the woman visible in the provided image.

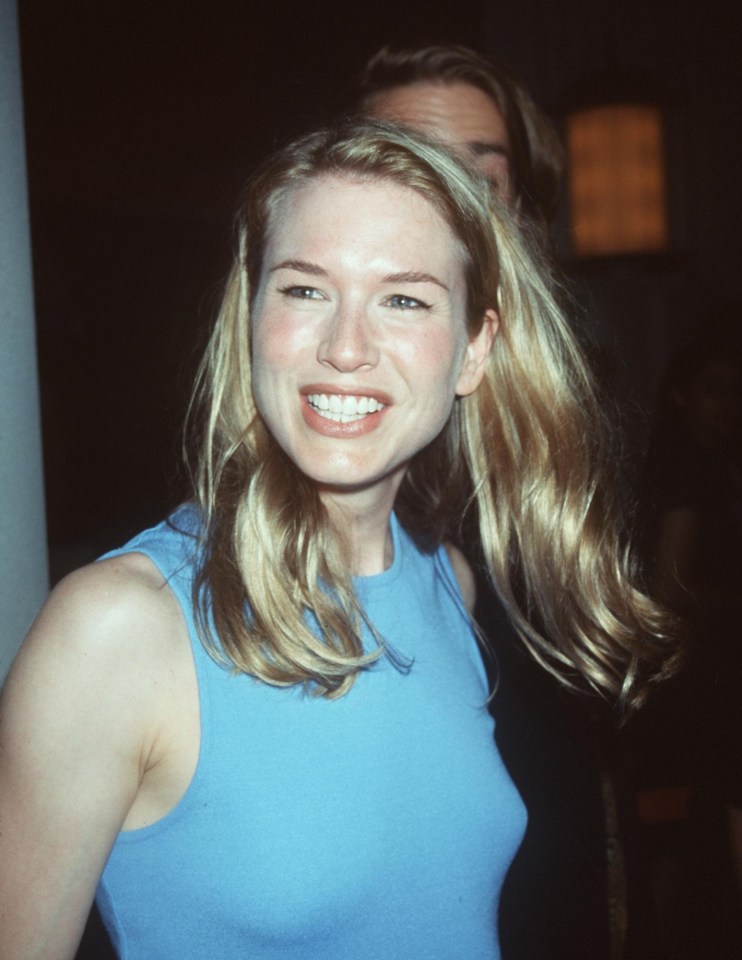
[0,121,677,960]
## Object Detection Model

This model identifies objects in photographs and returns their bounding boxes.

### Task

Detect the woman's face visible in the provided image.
[250,174,494,505]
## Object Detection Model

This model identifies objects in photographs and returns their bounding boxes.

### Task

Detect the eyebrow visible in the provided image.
[269,259,328,276]
[382,270,449,291]
[270,262,449,291]
[467,140,510,158]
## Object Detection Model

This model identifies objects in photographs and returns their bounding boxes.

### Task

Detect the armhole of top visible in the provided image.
[100,546,212,840]
[442,542,477,613]
[437,545,492,698]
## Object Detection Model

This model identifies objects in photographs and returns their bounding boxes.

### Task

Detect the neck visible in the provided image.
[321,485,398,576]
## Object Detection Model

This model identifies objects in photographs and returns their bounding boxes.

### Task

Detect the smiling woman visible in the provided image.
[249,174,491,519]
[0,120,679,960]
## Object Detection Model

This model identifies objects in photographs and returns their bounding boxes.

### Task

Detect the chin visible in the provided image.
[296,456,403,497]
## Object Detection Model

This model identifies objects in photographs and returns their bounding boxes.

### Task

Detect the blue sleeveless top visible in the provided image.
[96,506,526,959]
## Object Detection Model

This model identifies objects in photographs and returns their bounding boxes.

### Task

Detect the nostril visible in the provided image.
[318,313,379,371]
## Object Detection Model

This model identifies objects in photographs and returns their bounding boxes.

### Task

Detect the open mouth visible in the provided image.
[307,393,385,424]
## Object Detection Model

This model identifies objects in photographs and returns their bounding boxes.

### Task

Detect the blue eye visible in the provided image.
[386,294,431,310]
[279,285,324,300]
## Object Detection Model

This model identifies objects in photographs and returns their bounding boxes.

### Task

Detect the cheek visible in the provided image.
[249,326,274,402]
[250,317,295,421]
[400,326,467,399]
[252,311,284,364]
[252,310,312,375]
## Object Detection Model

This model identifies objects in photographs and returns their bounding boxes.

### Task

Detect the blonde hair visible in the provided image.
[188,119,678,713]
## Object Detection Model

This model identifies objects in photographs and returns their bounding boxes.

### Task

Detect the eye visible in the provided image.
[384,294,431,311]
[279,285,325,300]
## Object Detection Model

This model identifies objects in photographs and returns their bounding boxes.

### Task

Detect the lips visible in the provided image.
[300,386,390,436]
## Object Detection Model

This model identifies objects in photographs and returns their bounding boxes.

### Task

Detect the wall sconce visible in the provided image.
[567,104,668,257]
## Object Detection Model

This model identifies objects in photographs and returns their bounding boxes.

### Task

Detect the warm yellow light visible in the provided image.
[568,105,668,256]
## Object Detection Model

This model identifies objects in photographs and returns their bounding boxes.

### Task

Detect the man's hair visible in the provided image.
[187,119,678,715]
[357,44,564,232]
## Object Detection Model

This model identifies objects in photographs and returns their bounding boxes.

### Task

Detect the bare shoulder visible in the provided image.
[444,542,477,613]
[1,551,192,768]
[1,552,189,771]
[0,554,192,959]
[13,552,184,674]
[47,550,177,628]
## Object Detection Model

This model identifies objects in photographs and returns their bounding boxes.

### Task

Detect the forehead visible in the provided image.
[367,80,509,154]
[265,174,462,259]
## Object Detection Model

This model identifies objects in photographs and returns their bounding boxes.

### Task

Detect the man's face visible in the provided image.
[366,80,514,205]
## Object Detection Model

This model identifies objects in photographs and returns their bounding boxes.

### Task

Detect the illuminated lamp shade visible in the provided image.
[567,104,668,256]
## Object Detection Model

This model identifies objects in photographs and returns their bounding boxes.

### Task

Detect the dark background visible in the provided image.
[18,0,742,578]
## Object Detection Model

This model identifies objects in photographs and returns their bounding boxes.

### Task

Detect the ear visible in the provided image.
[455,309,498,397]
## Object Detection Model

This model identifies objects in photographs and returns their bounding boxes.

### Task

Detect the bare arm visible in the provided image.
[0,556,181,960]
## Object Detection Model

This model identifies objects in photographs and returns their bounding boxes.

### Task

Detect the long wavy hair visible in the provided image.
[188,119,678,713]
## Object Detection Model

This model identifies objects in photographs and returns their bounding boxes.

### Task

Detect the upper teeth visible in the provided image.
[307,393,384,421]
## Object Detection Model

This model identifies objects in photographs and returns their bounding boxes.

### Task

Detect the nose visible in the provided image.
[317,301,379,372]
